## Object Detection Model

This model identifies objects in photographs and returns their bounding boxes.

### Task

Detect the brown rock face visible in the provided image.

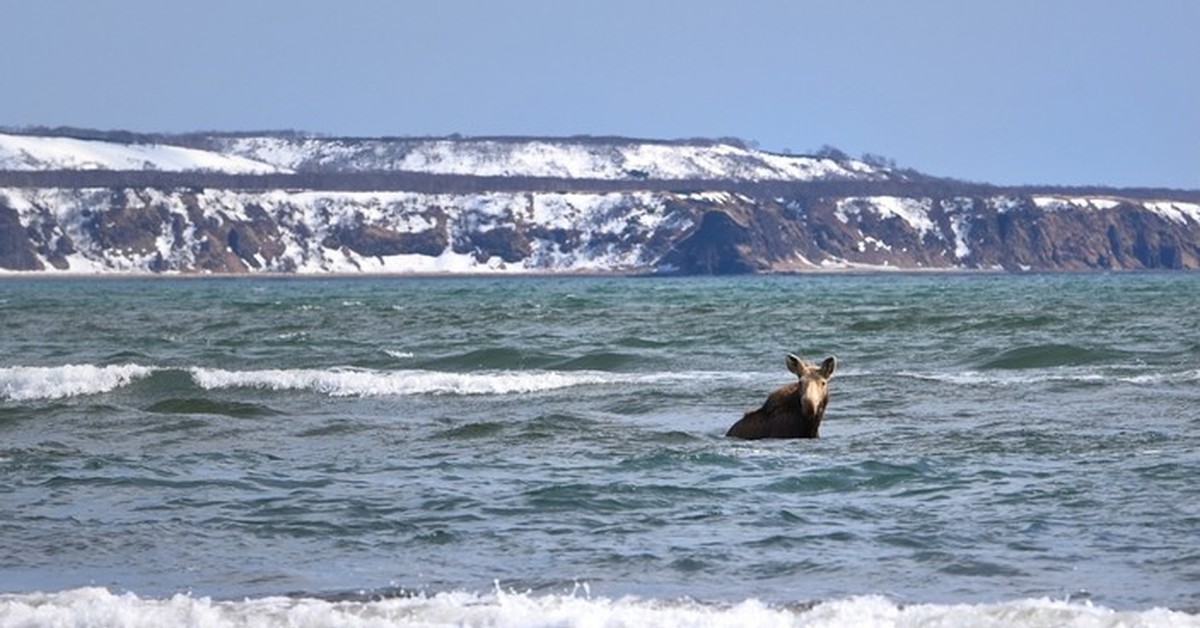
[965,201,1199,271]
[326,224,449,259]
[659,210,761,274]
[0,201,43,270]
[661,195,1200,274]
[453,226,531,264]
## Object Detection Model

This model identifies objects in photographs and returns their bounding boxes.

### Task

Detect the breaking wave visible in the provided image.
[900,367,1200,387]
[188,366,653,396]
[0,363,701,401]
[0,587,1194,628]
[0,364,153,401]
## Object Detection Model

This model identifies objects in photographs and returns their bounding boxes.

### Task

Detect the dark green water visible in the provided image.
[1,273,1197,612]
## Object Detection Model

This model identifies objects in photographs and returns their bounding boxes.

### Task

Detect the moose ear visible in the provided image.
[819,356,837,379]
[786,353,804,375]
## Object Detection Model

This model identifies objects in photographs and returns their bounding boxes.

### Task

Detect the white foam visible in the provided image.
[900,370,1043,386]
[187,367,671,397]
[0,588,1193,628]
[0,363,739,401]
[900,369,1199,387]
[0,364,153,401]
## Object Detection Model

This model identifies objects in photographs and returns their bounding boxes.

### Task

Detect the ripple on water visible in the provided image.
[976,344,1128,370]
[144,398,284,418]
[431,421,508,440]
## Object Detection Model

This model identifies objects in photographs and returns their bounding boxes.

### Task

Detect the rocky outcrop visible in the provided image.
[945,197,1200,271]
[659,210,763,275]
[655,194,1200,274]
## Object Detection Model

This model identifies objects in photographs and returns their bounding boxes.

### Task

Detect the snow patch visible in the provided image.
[836,197,936,236]
[818,255,903,271]
[857,236,892,252]
[942,198,974,260]
[1145,201,1200,224]
[1033,196,1122,212]
[989,197,1025,214]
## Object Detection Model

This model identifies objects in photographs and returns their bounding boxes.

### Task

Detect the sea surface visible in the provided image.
[1,273,1197,627]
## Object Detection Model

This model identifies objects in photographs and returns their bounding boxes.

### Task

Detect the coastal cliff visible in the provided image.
[2,131,1197,274]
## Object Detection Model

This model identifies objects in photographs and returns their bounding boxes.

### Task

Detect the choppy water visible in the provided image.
[1,273,1198,627]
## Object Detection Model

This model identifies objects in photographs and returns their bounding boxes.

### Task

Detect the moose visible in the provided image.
[726,354,837,439]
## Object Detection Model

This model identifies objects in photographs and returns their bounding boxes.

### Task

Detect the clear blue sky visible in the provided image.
[4,0,1197,188]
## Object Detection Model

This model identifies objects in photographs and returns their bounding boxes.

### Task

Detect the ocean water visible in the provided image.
[0,273,1197,627]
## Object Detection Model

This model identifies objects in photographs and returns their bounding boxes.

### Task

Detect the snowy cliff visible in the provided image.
[1,131,1198,274]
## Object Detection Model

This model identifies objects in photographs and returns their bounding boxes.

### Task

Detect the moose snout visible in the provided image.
[800,389,828,419]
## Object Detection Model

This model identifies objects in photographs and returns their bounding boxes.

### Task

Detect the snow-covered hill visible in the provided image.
[0,133,283,174]
[208,136,888,181]
[0,131,890,182]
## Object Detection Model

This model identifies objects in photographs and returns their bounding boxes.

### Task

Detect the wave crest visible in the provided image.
[0,364,153,401]
[0,363,716,401]
[188,367,648,397]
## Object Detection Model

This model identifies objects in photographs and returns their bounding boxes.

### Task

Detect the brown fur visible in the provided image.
[725,354,837,439]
